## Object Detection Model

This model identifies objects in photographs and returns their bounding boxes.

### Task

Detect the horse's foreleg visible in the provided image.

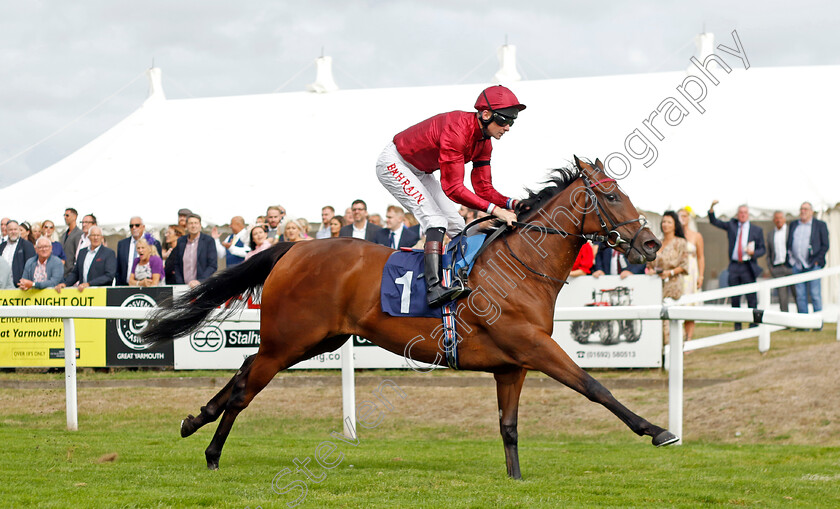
[204,352,282,470]
[494,368,527,479]
[181,354,257,438]
[525,336,678,447]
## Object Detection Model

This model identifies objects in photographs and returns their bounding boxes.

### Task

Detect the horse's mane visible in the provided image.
[514,165,582,222]
[477,165,581,234]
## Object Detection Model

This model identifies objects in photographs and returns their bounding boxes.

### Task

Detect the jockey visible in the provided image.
[376,85,524,307]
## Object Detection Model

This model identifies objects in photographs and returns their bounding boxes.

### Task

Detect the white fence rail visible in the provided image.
[0,266,832,443]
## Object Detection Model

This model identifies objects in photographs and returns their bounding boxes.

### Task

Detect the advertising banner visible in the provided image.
[173,325,423,370]
[552,275,663,368]
[106,287,174,366]
[0,288,107,367]
[172,287,432,370]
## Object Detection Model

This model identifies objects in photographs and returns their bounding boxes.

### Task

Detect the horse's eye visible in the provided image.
[605,193,618,202]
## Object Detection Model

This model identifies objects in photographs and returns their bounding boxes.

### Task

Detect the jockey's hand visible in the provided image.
[493,207,517,227]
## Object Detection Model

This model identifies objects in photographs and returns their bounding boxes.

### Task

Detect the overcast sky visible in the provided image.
[1,0,838,188]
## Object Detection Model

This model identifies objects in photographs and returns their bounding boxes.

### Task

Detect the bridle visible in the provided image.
[498,166,650,284]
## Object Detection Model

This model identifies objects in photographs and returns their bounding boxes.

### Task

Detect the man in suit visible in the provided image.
[56,226,116,291]
[19,237,64,290]
[766,211,793,312]
[339,199,382,242]
[61,208,83,276]
[0,220,36,287]
[591,243,646,279]
[172,213,217,288]
[374,205,421,249]
[787,201,830,315]
[116,216,162,286]
[708,201,766,330]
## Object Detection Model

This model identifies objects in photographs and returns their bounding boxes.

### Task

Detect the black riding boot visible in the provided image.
[424,228,471,307]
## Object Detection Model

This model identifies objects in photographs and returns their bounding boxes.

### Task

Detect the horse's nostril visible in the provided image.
[644,240,658,251]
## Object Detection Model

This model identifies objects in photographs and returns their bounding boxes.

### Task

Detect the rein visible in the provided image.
[483,168,649,284]
[502,235,568,284]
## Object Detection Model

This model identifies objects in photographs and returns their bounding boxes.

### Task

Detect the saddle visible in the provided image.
[380,233,490,319]
[379,219,505,369]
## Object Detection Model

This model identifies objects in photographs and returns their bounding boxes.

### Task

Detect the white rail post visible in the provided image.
[62,318,78,431]
[667,319,683,445]
[340,336,356,438]
[758,286,771,353]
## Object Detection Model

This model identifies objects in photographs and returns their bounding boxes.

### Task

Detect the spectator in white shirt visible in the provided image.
[765,211,793,312]
[213,216,250,267]
[315,206,335,239]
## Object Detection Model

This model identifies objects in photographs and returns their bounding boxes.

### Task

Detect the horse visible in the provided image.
[140,157,677,478]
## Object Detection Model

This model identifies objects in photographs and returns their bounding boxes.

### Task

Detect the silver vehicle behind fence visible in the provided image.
[570,286,641,346]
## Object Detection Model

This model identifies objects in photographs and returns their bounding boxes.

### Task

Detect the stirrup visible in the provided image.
[449,276,472,300]
[427,279,472,307]
[427,286,461,307]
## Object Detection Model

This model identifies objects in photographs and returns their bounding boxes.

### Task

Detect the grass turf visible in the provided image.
[2,324,839,507]
[2,413,839,508]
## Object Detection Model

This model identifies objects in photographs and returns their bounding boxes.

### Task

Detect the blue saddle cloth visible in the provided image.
[448,233,487,275]
[380,234,487,318]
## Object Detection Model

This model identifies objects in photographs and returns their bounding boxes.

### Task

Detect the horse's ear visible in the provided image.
[594,158,604,171]
[573,155,582,169]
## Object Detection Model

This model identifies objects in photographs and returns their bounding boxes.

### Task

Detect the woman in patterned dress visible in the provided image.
[647,211,689,344]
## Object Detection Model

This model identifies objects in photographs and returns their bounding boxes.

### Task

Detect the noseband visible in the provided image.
[578,171,648,253]
[502,168,649,284]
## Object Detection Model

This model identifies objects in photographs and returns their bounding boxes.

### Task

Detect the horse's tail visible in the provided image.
[139,242,296,346]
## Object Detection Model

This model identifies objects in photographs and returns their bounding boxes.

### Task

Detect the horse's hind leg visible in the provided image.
[204,351,281,470]
[181,354,256,438]
[494,368,527,480]
[203,334,350,470]
[525,334,678,446]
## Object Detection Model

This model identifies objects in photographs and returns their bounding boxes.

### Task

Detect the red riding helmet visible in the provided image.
[474,85,527,113]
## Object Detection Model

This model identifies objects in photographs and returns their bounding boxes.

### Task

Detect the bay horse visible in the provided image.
[140,157,677,478]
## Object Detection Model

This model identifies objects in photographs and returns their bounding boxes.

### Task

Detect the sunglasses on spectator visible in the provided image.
[129,223,142,228]
[278,210,286,215]
[43,225,54,229]
[491,111,514,127]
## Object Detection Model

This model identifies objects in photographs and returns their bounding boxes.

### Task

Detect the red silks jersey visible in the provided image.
[393,111,510,212]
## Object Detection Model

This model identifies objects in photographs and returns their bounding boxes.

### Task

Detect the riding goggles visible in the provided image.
[491,111,515,127]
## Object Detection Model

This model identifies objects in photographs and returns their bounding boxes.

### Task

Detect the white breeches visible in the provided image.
[376,142,465,237]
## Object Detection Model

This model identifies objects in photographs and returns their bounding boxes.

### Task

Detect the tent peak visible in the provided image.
[145,67,166,102]
[688,32,720,73]
[307,55,339,93]
[492,43,521,85]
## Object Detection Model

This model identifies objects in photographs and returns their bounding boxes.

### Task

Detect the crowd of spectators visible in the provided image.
[0,200,830,326]
[0,202,426,292]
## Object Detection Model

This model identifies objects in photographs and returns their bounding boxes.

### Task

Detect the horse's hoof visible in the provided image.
[206,451,220,470]
[206,460,219,471]
[652,430,680,447]
[180,415,197,438]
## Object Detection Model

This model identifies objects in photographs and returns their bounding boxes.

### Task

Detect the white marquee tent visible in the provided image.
[1,35,839,231]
